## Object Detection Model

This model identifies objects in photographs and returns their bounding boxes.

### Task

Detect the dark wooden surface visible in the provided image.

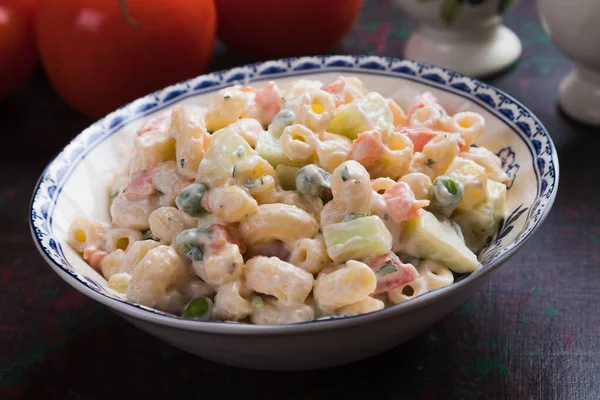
[1,0,599,399]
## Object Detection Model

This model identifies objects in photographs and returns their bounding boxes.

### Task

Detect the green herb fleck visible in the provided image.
[425,158,436,167]
[281,97,287,106]
[341,166,350,182]
[180,158,185,168]
[344,213,366,222]
[224,94,231,100]
[377,260,398,276]
[232,164,237,178]
[234,145,245,157]
[155,188,165,196]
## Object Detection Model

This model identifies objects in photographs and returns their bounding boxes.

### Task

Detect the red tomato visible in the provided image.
[215,0,363,59]
[35,0,217,117]
[0,0,37,100]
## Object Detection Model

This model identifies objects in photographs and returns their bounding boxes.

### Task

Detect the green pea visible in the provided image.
[182,297,213,320]
[176,183,208,217]
[174,228,213,261]
[296,164,332,198]
[268,109,296,137]
[432,175,464,208]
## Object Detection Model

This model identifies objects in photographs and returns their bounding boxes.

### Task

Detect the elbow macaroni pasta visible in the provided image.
[68,77,508,324]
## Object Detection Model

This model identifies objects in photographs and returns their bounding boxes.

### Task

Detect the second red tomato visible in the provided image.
[215,0,363,59]
[35,0,217,117]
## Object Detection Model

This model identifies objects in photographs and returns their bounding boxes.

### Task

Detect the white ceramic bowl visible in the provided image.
[30,55,558,370]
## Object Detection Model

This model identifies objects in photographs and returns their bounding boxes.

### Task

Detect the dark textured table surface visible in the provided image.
[1,0,599,399]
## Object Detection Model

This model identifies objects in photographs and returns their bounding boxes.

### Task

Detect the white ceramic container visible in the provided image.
[394,0,522,77]
[537,0,600,126]
[30,55,558,370]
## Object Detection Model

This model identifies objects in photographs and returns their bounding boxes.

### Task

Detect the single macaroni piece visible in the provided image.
[287,89,336,132]
[232,155,276,186]
[168,105,210,179]
[193,243,244,287]
[245,256,314,305]
[247,175,279,205]
[388,275,429,305]
[251,299,315,325]
[127,245,187,308]
[107,272,131,294]
[239,203,318,246]
[289,236,331,274]
[68,218,107,253]
[120,239,161,274]
[213,280,253,321]
[329,160,372,216]
[418,260,454,290]
[371,177,396,194]
[400,172,432,201]
[227,118,263,148]
[104,227,142,253]
[280,124,318,162]
[315,132,352,173]
[205,85,250,132]
[101,249,125,280]
[314,260,377,309]
[207,185,259,224]
[148,207,196,245]
[366,130,414,179]
[409,104,448,131]
[70,78,508,324]
[335,296,385,316]
[443,111,485,148]
[410,133,461,179]
[130,127,176,175]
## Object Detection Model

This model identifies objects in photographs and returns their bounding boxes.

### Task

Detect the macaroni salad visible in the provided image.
[68,76,509,324]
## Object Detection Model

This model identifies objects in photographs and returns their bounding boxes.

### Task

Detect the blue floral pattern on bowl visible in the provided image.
[30,55,559,321]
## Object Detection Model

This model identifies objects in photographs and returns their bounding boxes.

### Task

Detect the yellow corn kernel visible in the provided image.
[75,230,87,243]
[311,103,324,114]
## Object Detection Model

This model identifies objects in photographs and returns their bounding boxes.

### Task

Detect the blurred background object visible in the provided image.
[393,0,522,77]
[537,0,600,126]
[215,0,363,58]
[35,0,216,117]
[0,0,37,100]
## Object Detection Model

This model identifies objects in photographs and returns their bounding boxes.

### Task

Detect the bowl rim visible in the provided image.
[30,55,559,335]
